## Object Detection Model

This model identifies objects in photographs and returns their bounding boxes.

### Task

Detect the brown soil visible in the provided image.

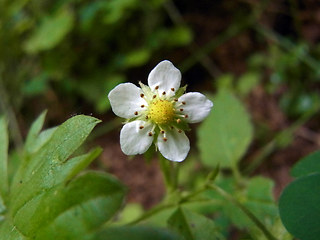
[98,132,165,209]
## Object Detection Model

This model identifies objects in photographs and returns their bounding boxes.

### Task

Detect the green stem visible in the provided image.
[131,156,181,225]
[208,184,278,240]
[127,185,209,225]
[127,202,175,225]
[171,162,179,190]
[130,160,277,240]
[158,154,181,194]
[179,187,207,203]
[231,164,243,186]
[159,155,174,193]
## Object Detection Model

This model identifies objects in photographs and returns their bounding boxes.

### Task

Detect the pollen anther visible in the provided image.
[141,105,145,108]
[155,86,159,90]
[140,93,144,98]
[139,126,144,129]
[148,132,153,136]
[171,88,175,91]
[134,111,138,115]
[163,138,168,142]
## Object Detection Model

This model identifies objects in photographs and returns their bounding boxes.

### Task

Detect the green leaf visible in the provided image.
[114,203,144,225]
[54,147,102,183]
[198,90,253,168]
[244,177,277,223]
[124,48,151,67]
[251,218,292,240]
[0,117,8,200]
[22,73,49,96]
[168,207,222,240]
[215,74,234,91]
[291,150,320,177]
[103,0,137,24]
[28,127,57,154]
[12,171,126,239]
[0,221,25,240]
[0,114,125,240]
[95,226,181,240]
[25,110,47,154]
[236,72,260,96]
[0,195,5,216]
[24,7,74,53]
[205,177,277,229]
[10,115,101,217]
[166,26,193,46]
[279,173,320,240]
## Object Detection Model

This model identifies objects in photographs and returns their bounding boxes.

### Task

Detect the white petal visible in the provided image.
[147,60,181,97]
[108,83,147,119]
[178,92,213,123]
[120,121,154,155]
[157,130,190,162]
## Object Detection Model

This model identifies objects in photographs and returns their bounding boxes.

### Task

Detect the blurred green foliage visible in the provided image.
[248,41,320,118]
[0,0,192,113]
[1,1,320,238]
[0,0,319,122]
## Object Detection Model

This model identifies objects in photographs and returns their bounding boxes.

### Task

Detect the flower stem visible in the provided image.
[159,155,180,194]
[127,186,209,225]
[159,155,174,193]
[132,159,277,240]
[171,162,179,190]
[231,164,243,186]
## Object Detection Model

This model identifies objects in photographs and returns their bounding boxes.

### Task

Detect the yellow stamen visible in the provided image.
[148,99,175,125]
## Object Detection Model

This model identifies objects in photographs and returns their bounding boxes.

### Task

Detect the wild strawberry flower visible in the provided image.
[108,60,213,162]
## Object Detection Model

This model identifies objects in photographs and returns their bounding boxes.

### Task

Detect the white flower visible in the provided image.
[108,60,213,162]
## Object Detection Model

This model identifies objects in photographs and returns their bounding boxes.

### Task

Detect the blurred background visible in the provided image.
[0,0,320,209]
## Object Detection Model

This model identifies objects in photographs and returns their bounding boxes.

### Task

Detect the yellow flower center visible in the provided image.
[148,99,175,125]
